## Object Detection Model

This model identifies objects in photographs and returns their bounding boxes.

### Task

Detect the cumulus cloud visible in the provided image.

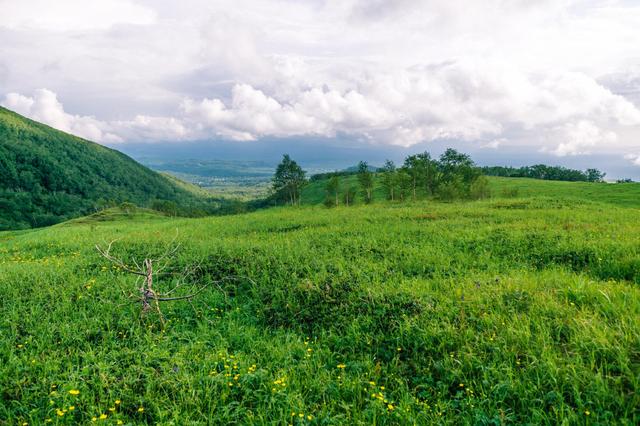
[1,0,640,159]
[545,121,617,157]
[169,63,640,151]
[625,154,640,166]
[1,89,122,142]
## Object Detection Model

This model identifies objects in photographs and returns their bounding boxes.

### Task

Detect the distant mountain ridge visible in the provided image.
[0,106,205,230]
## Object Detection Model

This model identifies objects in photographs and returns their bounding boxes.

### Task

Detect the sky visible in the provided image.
[1,0,640,177]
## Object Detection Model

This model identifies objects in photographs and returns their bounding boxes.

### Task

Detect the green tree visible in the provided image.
[438,148,477,182]
[357,161,374,204]
[403,155,422,200]
[325,173,341,207]
[380,159,398,201]
[273,154,307,206]
[397,168,412,201]
[585,168,606,182]
[438,148,480,198]
[416,152,439,195]
[343,186,357,206]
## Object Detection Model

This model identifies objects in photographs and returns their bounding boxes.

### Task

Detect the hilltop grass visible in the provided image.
[1,179,640,424]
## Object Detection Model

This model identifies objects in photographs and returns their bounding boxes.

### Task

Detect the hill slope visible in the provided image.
[0,107,205,230]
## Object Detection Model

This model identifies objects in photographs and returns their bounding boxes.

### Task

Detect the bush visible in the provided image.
[324,197,336,208]
[469,175,491,200]
[437,177,466,201]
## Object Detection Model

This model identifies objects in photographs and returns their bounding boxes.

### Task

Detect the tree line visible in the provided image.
[271,148,492,207]
[481,165,605,182]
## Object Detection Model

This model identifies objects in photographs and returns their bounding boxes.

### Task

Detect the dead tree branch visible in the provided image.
[95,237,212,327]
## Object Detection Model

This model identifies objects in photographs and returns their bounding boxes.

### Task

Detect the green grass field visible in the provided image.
[1,177,639,424]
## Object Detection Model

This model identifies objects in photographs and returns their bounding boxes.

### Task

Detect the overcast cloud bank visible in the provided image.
[1,0,640,165]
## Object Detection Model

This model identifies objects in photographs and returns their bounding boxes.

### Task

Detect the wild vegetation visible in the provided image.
[1,177,639,424]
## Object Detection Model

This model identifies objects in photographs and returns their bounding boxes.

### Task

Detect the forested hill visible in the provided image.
[0,106,206,230]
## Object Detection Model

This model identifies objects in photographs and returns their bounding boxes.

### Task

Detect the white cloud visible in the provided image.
[0,0,155,31]
[546,121,617,157]
[1,0,640,160]
[1,89,122,142]
[482,138,505,149]
[112,115,189,142]
[172,62,640,150]
[625,153,640,166]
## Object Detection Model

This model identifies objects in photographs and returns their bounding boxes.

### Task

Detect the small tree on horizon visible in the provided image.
[403,155,422,200]
[325,173,341,207]
[397,168,412,201]
[380,159,398,201]
[357,161,374,204]
[273,154,306,206]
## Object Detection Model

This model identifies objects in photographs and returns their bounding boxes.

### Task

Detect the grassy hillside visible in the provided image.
[0,107,210,230]
[1,181,639,424]
[302,173,640,208]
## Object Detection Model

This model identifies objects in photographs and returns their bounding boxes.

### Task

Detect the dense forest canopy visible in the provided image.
[0,107,214,230]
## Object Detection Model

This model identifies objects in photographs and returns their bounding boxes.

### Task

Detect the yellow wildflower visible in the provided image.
[69,406,75,411]
[337,364,346,369]
[56,409,65,417]
[99,414,107,419]
[138,407,144,413]
[69,389,80,395]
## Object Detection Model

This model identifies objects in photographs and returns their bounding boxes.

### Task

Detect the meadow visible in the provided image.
[1,177,639,424]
